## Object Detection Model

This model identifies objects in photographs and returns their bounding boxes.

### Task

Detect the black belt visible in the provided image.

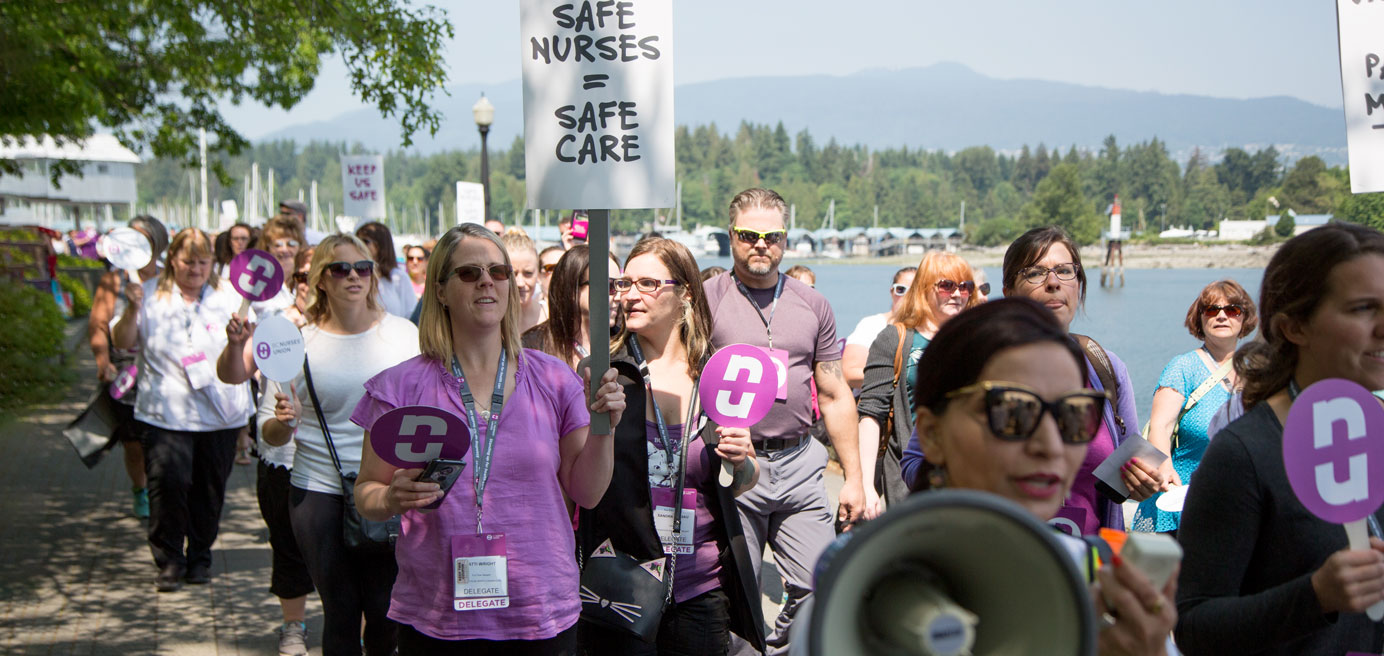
[756,436,805,452]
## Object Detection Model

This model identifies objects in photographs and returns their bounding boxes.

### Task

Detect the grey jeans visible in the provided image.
[731,437,835,656]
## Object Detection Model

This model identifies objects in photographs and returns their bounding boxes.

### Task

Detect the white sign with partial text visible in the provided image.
[457,182,486,225]
[341,154,386,219]
[1338,0,1384,193]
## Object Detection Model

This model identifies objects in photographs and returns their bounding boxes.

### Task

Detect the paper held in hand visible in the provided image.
[1282,378,1384,622]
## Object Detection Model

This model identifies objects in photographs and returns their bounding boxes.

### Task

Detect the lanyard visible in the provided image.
[451,350,508,534]
[731,272,785,349]
[625,339,700,543]
[183,284,210,346]
[628,337,682,476]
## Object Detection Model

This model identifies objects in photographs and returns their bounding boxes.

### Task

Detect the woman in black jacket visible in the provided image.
[577,237,765,655]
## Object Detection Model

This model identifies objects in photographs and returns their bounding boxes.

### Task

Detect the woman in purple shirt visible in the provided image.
[576,238,765,655]
[351,223,625,655]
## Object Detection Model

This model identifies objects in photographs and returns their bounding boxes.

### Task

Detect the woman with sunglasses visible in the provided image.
[1130,280,1257,537]
[357,221,418,319]
[405,245,430,300]
[991,226,1150,537]
[843,266,916,391]
[911,297,1177,656]
[500,228,547,333]
[111,228,253,592]
[577,237,765,655]
[858,252,980,518]
[539,244,566,305]
[221,234,421,655]
[521,244,622,371]
[351,223,624,654]
[1175,224,1384,656]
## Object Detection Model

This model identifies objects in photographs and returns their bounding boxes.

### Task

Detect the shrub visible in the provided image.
[58,273,92,317]
[0,279,69,412]
[57,253,104,269]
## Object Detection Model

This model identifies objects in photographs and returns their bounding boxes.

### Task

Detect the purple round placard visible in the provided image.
[370,405,471,469]
[228,249,285,302]
[1283,378,1384,524]
[698,344,779,428]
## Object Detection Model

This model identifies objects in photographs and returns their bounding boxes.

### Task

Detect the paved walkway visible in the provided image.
[0,320,324,655]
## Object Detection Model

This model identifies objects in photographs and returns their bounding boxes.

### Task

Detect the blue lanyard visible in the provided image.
[732,272,785,349]
[451,350,508,534]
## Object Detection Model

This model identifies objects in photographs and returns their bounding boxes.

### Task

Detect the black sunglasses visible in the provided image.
[732,227,787,246]
[325,260,374,278]
[946,381,1109,445]
[445,264,512,283]
[1202,304,1244,319]
[936,279,977,296]
[291,272,309,285]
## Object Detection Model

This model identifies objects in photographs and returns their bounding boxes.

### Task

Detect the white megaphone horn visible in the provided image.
[790,489,1097,656]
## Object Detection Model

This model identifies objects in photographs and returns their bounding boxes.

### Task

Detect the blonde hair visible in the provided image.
[257,216,305,251]
[500,227,538,259]
[157,228,220,299]
[304,234,384,325]
[418,224,524,365]
[893,251,980,332]
[610,237,714,382]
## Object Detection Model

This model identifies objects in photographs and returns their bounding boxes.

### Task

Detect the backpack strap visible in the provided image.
[1072,334,1126,436]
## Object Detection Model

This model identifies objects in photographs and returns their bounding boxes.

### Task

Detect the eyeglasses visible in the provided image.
[542,262,559,273]
[325,260,374,278]
[732,227,787,246]
[1018,263,1080,285]
[946,381,1110,445]
[611,277,681,294]
[936,279,976,297]
[272,239,300,250]
[445,264,512,283]
[406,255,427,262]
[291,272,309,285]
[1202,304,1244,319]
[891,283,910,296]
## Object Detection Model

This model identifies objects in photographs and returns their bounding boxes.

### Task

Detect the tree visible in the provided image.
[1280,156,1331,213]
[1018,163,1101,244]
[1,1,452,183]
[1274,213,1296,237]
[1336,192,1384,230]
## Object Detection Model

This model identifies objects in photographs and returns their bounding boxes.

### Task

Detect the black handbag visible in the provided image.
[303,356,400,555]
[62,389,122,469]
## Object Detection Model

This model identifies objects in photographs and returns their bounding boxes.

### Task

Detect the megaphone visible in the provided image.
[791,489,1096,656]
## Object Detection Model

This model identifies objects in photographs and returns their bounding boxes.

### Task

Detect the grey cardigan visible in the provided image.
[856,323,915,505]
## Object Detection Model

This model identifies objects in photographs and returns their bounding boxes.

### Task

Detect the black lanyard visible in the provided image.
[451,350,508,534]
[731,272,785,349]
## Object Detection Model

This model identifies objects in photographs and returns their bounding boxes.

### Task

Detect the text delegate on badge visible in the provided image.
[530,1,662,165]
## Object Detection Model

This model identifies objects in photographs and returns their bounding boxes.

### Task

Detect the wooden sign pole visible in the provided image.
[586,208,612,436]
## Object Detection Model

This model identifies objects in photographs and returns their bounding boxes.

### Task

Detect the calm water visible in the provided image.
[695,256,1263,423]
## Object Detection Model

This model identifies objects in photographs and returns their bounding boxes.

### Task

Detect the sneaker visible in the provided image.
[277,621,308,656]
[156,565,184,593]
[132,488,150,519]
[184,564,211,585]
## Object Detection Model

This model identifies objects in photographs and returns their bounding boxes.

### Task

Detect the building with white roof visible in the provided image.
[0,135,140,230]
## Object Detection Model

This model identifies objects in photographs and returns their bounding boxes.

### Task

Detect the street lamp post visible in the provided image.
[472,94,495,224]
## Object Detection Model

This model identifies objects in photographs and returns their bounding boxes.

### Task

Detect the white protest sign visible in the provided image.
[456,182,486,225]
[520,0,675,209]
[99,228,152,279]
[1338,0,1384,193]
[341,154,386,218]
[251,315,306,383]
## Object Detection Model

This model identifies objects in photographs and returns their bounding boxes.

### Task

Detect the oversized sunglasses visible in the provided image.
[611,277,680,294]
[445,264,512,283]
[946,381,1109,445]
[936,279,976,296]
[291,272,309,285]
[406,254,427,262]
[732,228,787,246]
[1202,304,1244,319]
[891,283,909,296]
[325,260,374,278]
[541,262,559,273]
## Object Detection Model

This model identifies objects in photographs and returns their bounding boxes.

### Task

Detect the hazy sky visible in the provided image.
[221,0,1346,139]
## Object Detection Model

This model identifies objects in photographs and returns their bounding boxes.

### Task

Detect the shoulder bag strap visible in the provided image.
[302,355,347,480]
[1072,334,1126,435]
[1170,357,1234,450]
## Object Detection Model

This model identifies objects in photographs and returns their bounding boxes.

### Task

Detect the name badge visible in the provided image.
[181,352,215,390]
[451,533,509,611]
[765,347,790,401]
[651,487,697,555]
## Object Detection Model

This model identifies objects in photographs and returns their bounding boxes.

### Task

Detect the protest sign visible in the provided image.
[456,182,486,225]
[699,344,780,485]
[99,227,152,279]
[520,0,675,209]
[228,248,284,317]
[341,154,386,219]
[1283,378,1384,620]
[1337,0,1384,192]
[252,315,305,383]
[370,405,472,469]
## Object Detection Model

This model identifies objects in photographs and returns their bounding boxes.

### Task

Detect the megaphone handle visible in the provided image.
[1345,519,1384,621]
[238,296,251,319]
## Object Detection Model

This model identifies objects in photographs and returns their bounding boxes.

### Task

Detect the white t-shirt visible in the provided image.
[377,267,418,319]
[846,312,890,347]
[259,314,420,494]
[134,279,254,432]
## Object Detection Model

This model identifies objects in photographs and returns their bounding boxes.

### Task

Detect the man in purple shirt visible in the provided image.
[704,188,864,656]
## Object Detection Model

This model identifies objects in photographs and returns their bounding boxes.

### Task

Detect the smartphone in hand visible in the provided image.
[415,458,466,513]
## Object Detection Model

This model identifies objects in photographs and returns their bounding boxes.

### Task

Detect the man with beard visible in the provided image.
[702,188,864,655]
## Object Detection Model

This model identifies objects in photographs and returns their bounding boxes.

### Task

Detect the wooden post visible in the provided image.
[586,209,611,435]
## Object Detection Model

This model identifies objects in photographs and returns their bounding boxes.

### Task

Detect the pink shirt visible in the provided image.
[1054,420,1115,537]
[350,350,590,641]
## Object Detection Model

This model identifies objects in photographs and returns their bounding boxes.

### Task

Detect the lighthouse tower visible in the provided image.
[1109,194,1122,238]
